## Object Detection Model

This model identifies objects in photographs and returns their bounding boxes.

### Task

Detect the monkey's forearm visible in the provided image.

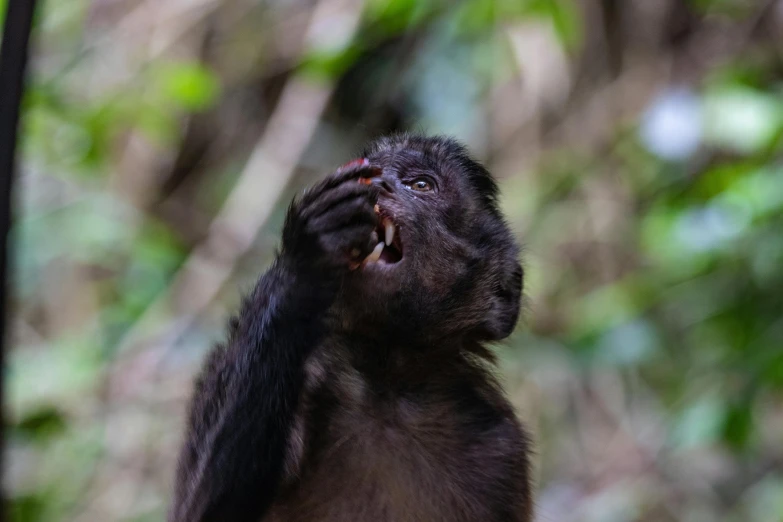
[170,257,336,522]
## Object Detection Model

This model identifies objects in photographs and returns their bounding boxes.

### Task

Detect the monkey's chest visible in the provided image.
[267,399,504,522]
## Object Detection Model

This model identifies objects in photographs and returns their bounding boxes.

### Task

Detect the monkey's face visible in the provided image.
[337,137,523,343]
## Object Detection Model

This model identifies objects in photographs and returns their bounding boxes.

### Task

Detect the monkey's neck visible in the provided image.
[329,331,491,391]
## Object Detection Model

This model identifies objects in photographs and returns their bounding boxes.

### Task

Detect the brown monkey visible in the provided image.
[170,134,532,522]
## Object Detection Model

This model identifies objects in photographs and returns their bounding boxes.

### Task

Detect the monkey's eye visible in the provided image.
[407,178,433,192]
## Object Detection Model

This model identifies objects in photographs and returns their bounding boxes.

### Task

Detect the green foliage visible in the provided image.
[525,0,581,49]
[10,495,47,522]
[12,406,68,445]
[723,396,755,450]
[300,44,364,82]
[364,0,440,34]
[449,0,581,48]
[153,62,221,113]
[704,86,783,154]
[690,0,759,18]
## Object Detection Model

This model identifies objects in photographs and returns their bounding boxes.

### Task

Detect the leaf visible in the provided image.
[12,406,68,445]
[527,0,582,50]
[703,87,783,155]
[9,494,47,522]
[364,0,436,34]
[300,45,364,82]
[722,400,754,450]
[156,63,221,112]
[452,0,496,35]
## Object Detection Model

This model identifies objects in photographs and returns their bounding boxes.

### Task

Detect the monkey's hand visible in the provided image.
[282,161,381,277]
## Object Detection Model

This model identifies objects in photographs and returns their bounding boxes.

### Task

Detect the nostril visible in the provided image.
[372,178,394,194]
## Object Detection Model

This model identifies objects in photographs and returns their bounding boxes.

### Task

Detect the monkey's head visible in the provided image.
[336,135,523,344]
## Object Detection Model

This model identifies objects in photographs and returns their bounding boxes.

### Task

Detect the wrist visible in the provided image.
[275,251,341,305]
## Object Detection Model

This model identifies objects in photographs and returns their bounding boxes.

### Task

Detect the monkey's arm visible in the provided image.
[169,260,334,522]
[169,164,379,522]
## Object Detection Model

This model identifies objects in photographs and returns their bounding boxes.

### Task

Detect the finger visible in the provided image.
[336,158,370,172]
[321,223,378,258]
[297,162,380,209]
[308,198,378,234]
[301,183,379,222]
[317,163,382,192]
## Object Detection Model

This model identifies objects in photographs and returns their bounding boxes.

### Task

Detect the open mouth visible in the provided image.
[361,206,403,267]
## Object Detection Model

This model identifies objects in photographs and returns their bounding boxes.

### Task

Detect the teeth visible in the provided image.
[384,218,395,246]
[364,242,384,264]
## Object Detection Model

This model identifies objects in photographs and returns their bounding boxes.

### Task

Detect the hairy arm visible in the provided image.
[169,163,379,522]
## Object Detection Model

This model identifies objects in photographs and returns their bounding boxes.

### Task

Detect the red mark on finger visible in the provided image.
[338,158,369,171]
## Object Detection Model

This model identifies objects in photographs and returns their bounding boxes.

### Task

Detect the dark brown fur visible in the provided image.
[170,135,532,522]
[267,341,532,522]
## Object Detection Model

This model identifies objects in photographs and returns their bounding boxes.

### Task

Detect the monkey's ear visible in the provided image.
[480,262,523,341]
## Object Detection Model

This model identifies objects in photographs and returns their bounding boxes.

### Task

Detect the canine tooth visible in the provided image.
[364,242,384,263]
[384,219,394,246]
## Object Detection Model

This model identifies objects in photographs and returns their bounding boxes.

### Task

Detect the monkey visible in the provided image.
[169,134,532,522]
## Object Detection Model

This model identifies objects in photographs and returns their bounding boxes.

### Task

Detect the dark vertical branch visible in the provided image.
[664,0,697,49]
[0,0,39,518]
[599,0,623,78]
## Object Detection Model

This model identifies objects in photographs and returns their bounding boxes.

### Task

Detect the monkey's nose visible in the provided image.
[371,177,394,194]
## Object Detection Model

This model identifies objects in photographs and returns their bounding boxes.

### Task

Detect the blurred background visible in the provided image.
[5,0,783,520]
